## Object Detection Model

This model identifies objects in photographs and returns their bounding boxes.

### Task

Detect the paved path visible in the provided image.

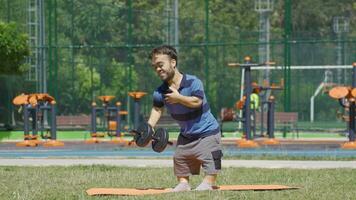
[1,158,356,169]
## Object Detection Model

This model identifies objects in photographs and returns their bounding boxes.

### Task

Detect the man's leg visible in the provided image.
[195,174,216,191]
[178,176,189,183]
[172,176,191,192]
[173,134,198,192]
[202,174,217,184]
[195,134,223,191]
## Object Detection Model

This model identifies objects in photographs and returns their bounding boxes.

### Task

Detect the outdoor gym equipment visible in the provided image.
[253,80,284,140]
[87,96,127,144]
[128,91,147,130]
[228,56,276,148]
[234,90,281,145]
[12,93,63,147]
[130,122,172,153]
[263,95,280,145]
[328,62,356,149]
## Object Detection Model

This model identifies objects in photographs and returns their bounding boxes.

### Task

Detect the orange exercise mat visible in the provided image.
[86,185,299,196]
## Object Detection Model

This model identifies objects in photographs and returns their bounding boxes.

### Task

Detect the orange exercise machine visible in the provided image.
[12,93,64,147]
[328,62,356,149]
[87,96,128,144]
[128,91,147,130]
[228,56,277,148]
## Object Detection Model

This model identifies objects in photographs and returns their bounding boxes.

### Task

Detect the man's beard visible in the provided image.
[162,69,175,82]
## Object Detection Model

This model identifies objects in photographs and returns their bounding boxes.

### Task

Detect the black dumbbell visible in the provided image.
[130,122,173,153]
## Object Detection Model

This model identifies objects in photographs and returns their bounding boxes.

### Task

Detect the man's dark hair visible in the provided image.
[149,45,178,65]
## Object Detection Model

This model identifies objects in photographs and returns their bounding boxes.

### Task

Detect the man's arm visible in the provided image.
[176,95,202,108]
[147,106,164,128]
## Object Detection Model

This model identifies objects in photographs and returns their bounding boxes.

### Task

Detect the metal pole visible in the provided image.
[127,0,133,93]
[91,103,97,134]
[47,0,53,96]
[261,101,264,135]
[352,63,356,87]
[39,105,45,135]
[40,0,46,94]
[267,96,275,138]
[174,0,179,52]
[283,0,291,112]
[127,0,133,128]
[252,105,256,137]
[349,99,355,142]
[342,36,347,84]
[71,0,75,112]
[104,103,108,135]
[98,6,103,96]
[90,56,94,101]
[31,106,38,137]
[50,102,57,140]
[336,34,343,84]
[244,63,252,140]
[24,105,30,140]
[266,13,270,79]
[54,0,58,100]
[204,0,210,100]
[116,103,121,137]
[134,100,140,130]
[238,68,245,129]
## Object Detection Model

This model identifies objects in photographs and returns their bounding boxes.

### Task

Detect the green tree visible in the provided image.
[0,21,29,74]
[56,57,101,114]
[0,21,29,128]
[102,59,138,99]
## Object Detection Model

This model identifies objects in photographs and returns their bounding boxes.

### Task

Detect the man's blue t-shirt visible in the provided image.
[153,74,220,139]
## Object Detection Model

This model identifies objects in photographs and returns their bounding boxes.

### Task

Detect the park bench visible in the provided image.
[56,115,91,130]
[219,108,299,138]
[254,112,299,138]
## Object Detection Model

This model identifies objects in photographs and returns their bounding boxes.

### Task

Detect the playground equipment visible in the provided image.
[12,93,63,147]
[233,85,282,145]
[128,91,147,129]
[263,96,280,145]
[253,80,284,138]
[228,56,277,147]
[242,80,283,144]
[87,96,127,144]
[328,62,356,149]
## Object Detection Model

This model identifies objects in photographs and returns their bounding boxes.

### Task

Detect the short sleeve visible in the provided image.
[191,78,205,99]
[153,90,164,107]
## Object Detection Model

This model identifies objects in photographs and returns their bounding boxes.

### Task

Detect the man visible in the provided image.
[147,45,223,191]
[250,86,260,111]
[250,87,261,137]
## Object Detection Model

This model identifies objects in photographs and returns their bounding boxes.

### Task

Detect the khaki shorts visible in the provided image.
[173,133,223,177]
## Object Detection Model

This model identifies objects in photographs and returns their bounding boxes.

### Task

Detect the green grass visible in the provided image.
[221,121,347,132]
[0,165,355,200]
[223,155,356,161]
[0,131,90,141]
[0,130,347,141]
